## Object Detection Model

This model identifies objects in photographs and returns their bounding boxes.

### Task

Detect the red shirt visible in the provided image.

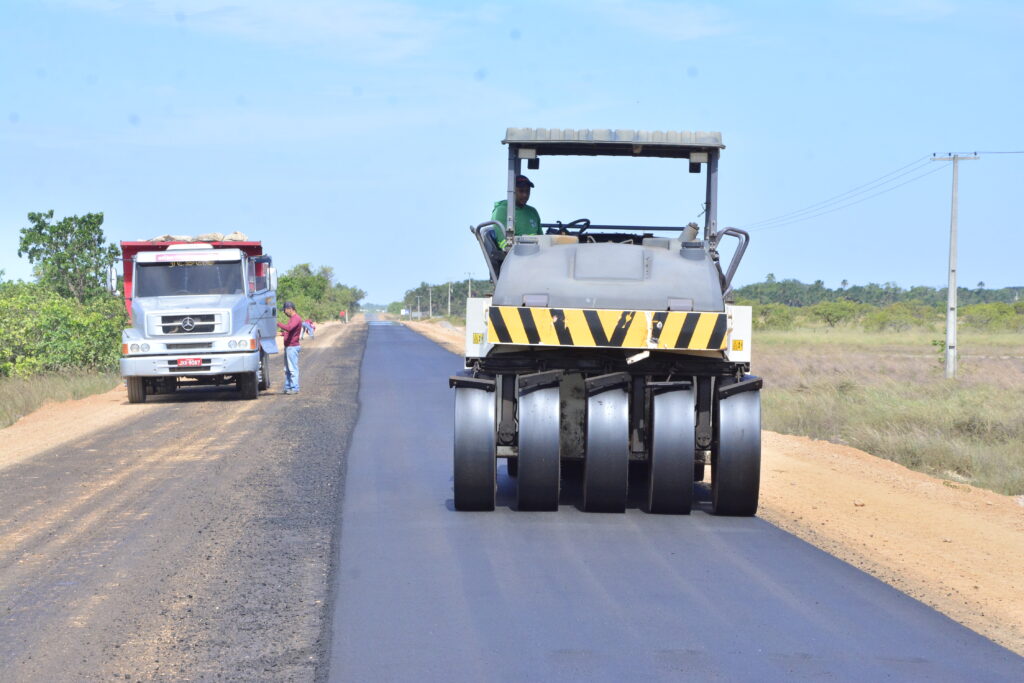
[278,312,303,347]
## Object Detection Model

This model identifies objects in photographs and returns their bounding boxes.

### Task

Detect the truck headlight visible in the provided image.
[141,343,150,352]
[228,340,237,349]
[130,343,140,353]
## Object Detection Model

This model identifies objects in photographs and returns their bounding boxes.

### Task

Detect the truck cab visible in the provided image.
[118,237,278,402]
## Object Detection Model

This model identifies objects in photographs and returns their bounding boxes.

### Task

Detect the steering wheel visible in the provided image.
[561,218,591,237]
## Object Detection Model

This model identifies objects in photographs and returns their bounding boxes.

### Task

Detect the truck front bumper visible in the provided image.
[120,350,260,378]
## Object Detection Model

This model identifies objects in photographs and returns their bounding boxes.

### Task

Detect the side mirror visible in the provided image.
[268,266,278,292]
[106,264,120,295]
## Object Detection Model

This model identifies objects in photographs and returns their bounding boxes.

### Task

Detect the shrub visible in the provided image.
[862,302,940,332]
[751,302,797,330]
[960,302,1024,331]
[0,281,126,377]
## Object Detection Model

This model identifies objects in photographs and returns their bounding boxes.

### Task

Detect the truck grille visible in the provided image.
[166,342,214,350]
[148,312,227,335]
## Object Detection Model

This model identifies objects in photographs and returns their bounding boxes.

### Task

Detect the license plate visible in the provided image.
[176,358,203,367]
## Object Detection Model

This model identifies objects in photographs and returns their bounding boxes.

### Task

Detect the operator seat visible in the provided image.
[481,225,506,275]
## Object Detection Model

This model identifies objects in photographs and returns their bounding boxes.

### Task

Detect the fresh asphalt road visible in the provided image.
[328,321,1024,682]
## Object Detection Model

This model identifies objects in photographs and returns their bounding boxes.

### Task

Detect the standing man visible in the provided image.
[277,301,302,394]
[491,174,541,249]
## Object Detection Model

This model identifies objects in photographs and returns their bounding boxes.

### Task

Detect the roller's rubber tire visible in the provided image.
[582,387,629,512]
[453,386,496,511]
[646,387,696,514]
[238,372,259,400]
[712,389,761,516]
[126,377,147,404]
[517,386,560,510]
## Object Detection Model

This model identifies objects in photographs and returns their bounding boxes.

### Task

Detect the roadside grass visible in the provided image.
[756,326,1024,495]
[0,372,120,430]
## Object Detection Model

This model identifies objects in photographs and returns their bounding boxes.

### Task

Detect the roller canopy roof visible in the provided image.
[503,127,724,158]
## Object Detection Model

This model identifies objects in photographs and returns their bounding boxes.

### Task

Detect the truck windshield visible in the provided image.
[135,261,244,297]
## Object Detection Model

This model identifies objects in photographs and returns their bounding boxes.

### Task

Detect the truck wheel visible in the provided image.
[238,372,259,400]
[257,351,270,391]
[127,377,147,404]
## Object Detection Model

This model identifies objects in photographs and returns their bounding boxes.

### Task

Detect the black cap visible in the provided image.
[515,174,534,188]
[283,301,296,310]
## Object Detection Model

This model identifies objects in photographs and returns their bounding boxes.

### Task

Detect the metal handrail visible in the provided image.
[715,227,749,295]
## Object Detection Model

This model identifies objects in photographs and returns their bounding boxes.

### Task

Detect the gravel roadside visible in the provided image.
[0,319,368,680]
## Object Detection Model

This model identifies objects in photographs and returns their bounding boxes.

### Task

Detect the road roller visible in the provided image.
[451,128,761,514]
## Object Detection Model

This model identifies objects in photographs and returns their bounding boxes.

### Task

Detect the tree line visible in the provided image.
[735,274,1023,308]
[388,279,495,318]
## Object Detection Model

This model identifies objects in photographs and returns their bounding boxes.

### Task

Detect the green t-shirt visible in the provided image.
[491,200,541,249]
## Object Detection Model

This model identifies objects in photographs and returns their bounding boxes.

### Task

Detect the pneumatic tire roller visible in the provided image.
[451,128,762,515]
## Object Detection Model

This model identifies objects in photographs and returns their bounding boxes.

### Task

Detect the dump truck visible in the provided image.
[451,128,761,515]
[117,234,279,403]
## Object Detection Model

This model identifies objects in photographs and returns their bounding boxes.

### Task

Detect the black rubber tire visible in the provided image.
[238,372,259,400]
[257,351,270,391]
[646,387,695,514]
[453,386,496,511]
[506,459,518,477]
[517,386,560,511]
[712,388,761,516]
[694,462,705,482]
[582,387,630,512]
[126,376,147,404]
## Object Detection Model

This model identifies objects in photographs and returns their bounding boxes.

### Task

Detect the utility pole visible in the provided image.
[415,295,421,318]
[931,153,978,379]
[466,272,473,299]
[428,287,433,318]
[447,281,452,317]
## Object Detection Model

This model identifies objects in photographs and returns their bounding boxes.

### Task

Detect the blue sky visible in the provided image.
[2,0,1022,303]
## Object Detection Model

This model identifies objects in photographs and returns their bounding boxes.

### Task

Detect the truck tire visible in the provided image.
[238,372,259,400]
[257,351,270,391]
[127,377,147,404]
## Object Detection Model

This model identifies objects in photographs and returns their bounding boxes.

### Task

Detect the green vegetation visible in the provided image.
[0,280,126,377]
[757,328,1024,496]
[276,263,366,323]
[18,210,120,303]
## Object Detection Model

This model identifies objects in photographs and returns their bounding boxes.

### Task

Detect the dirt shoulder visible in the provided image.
[401,319,1024,656]
[0,320,355,474]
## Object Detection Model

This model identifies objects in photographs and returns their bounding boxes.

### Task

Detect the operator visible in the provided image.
[277,301,303,395]
[490,174,541,249]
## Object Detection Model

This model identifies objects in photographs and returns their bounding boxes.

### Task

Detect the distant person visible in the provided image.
[490,174,541,249]
[277,301,302,394]
[302,318,316,340]
[339,310,347,324]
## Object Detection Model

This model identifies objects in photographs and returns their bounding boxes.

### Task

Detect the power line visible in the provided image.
[746,162,948,232]
[739,155,931,230]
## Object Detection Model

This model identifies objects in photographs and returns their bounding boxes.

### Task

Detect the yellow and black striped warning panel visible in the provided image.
[486,306,728,350]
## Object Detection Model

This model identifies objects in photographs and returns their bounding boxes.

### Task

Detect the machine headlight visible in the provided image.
[141,343,150,352]
[130,343,140,353]
[228,340,238,349]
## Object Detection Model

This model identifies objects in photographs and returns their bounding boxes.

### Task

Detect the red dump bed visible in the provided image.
[120,240,264,314]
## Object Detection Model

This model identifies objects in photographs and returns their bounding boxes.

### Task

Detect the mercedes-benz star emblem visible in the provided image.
[180,316,196,332]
